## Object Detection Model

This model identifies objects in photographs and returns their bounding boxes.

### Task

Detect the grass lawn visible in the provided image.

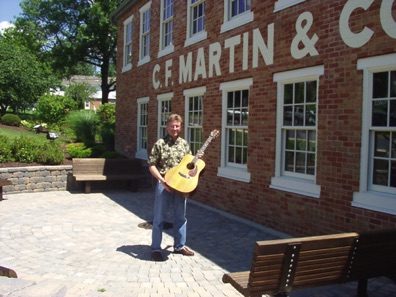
[0,126,70,145]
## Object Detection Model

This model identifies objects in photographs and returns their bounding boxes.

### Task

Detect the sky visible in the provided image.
[0,0,23,32]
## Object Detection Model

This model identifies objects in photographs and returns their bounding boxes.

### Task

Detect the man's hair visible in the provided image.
[167,114,183,124]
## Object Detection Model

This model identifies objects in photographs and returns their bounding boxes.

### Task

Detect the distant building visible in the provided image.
[61,75,116,110]
[111,0,396,236]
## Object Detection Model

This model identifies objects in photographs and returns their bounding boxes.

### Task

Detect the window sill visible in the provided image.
[352,191,396,216]
[217,166,250,183]
[158,44,174,58]
[184,31,207,48]
[270,176,320,198]
[122,64,132,73]
[135,150,148,160]
[220,11,254,34]
[137,55,150,67]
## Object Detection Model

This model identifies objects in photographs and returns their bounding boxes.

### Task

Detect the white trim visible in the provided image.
[274,0,305,12]
[138,2,151,66]
[353,53,396,214]
[271,65,324,198]
[122,15,134,73]
[135,97,149,160]
[217,78,253,183]
[158,0,174,58]
[157,92,173,139]
[221,0,253,33]
[184,0,207,48]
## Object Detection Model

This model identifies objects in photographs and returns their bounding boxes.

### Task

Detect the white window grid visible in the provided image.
[157,93,173,139]
[123,16,133,72]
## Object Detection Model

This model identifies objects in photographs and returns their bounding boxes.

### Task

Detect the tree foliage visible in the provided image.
[35,94,78,124]
[0,36,55,116]
[16,0,123,104]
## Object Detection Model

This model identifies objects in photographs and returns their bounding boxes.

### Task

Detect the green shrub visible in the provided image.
[90,144,107,158]
[67,110,99,146]
[0,135,14,162]
[12,136,39,163]
[101,151,124,159]
[1,114,21,126]
[36,94,77,124]
[20,120,35,131]
[66,143,92,158]
[37,142,64,165]
[98,104,115,149]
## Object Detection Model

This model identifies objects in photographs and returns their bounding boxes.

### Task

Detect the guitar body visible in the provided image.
[165,154,206,193]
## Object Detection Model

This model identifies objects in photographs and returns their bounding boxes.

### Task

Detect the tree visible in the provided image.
[0,37,55,116]
[65,83,97,109]
[16,0,123,104]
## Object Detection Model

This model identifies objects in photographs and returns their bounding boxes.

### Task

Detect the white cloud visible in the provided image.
[0,21,14,33]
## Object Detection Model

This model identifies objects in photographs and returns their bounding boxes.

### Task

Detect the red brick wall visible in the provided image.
[114,0,396,236]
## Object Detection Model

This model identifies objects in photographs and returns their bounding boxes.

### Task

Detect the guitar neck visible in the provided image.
[191,136,215,164]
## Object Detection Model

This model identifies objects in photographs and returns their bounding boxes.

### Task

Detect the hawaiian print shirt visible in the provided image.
[148,134,192,176]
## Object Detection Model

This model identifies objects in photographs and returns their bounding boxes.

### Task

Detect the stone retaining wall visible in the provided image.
[0,165,75,194]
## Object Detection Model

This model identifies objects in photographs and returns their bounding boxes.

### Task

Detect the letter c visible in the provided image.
[339,0,374,48]
[152,64,161,89]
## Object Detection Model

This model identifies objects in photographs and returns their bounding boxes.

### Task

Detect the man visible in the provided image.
[148,114,195,262]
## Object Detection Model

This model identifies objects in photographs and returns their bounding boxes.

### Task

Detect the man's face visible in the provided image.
[167,120,182,140]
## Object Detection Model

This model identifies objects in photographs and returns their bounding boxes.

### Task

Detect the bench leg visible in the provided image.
[357,279,368,297]
[84,181,91,194]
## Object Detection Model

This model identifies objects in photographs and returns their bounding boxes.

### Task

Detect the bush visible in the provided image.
[0,135,13,162]
[66,143,92,158]
[67,110,99,146]
[36,94,77,124]
[1,114,21,126]
[36,142,65,165]
[12,136,39,162]
[98,104,115,149]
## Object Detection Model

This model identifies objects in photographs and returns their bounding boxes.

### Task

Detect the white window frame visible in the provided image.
[274,0,305,12]
[158,0,174,58]
[138,2,151,66]
[184,86,206,155]
[122,15,133,72]
[271,65,324,198]
[136,97,149,160]
[185,0,207,48]
[218,78,252,183]
[221,0,254,33]
[353,53,396,216]
[157,92,173,139]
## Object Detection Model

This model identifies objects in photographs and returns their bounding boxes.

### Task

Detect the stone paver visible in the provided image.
[0,189,395,297]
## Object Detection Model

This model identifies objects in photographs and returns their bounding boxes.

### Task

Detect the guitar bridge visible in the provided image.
[178,172,191,179]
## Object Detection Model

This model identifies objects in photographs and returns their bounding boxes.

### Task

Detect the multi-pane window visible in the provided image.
[230,0,251,19]
[139,2,151,64]
[272,66,323,198]
[157,93,173,138]
[136,97,149,160]
[221,0,253,33]
[191,0,205,36]
[185,92,204,155]
[354,53,396,215]
[161,0,173,49]
[370,71,396,190]
[283,81,317,176]
[218,78,252,183]
[226,90,249,166]
[274,0,305,12]
[123,16,133,71]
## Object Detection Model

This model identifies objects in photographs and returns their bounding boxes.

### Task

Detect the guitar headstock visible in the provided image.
[210,129,220,139]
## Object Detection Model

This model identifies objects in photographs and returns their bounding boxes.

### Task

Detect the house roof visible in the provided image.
[110,0,139,24]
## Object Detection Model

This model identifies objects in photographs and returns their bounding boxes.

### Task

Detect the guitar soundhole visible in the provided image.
[187,162,195,170]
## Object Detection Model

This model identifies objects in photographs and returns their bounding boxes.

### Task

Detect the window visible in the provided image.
[136,97,149,160]
[123,15,133,72]
[354,53,396,215]
[274,0,305,12]
[185,0,207,47]
[221,0,253,33]
[138,2,151,66]
[271,66,324,198]
[157,92,173,138]
[158,0,174,58]
[218,78,252,182]
[184,87,205,155]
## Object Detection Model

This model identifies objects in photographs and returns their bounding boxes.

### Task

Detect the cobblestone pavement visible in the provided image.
[0,189,395,297]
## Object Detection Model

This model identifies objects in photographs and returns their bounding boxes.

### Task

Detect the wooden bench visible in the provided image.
[0,178,12,201]
[222,229,396,297]
[72,158,146,193]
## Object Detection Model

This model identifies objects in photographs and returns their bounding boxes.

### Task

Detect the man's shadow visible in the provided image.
[116,244,173,261]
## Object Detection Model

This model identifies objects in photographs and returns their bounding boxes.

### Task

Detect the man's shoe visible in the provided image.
[174,247,194,256]
[151,251,165,261]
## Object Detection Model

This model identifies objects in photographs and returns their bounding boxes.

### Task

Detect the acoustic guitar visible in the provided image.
[165,129,220,193]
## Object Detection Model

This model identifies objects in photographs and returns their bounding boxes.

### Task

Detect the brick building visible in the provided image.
[111,0,396,236]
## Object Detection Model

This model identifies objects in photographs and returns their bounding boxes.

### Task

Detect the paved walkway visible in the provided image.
[0,189,395,297]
